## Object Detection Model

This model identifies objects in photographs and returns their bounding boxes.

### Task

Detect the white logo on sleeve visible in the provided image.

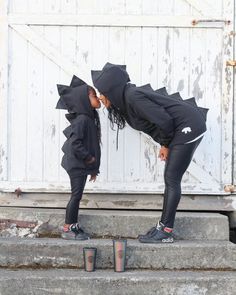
[182,127,192,134]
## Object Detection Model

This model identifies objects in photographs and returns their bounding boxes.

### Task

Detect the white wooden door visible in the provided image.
[0,0,234,194]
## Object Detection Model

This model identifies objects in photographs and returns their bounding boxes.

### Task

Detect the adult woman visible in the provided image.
[91,63,208,243]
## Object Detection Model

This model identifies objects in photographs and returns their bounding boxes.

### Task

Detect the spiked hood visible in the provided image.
[56,76,94,118]
[91,62,130,112]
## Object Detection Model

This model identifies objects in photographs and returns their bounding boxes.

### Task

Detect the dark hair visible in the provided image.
[87,86,102,144]
[107,104,126,130]
[94,109,101,144]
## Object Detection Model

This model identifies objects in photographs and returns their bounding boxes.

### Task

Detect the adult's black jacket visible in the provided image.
[56,76,100,177]
[91,63,208,147]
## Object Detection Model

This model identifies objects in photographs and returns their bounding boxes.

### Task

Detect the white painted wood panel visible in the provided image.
[0,0,234,194]
[0,0,8,181]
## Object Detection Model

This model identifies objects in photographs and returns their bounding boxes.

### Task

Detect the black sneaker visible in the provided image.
[138,222,174,244]
[75,227,90,241]
[61,228,76,240]
[61,224,90,240]
[137,226,156,239]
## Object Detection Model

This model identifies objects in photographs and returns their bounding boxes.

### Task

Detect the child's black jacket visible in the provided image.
[56,78,100,177]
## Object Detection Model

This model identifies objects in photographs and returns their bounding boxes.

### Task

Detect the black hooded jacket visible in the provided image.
[91,63,208,147]
[56,76,101,177]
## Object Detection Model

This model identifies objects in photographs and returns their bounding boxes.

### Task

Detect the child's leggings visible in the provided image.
[65,175,87,224]
[160,138,202,228]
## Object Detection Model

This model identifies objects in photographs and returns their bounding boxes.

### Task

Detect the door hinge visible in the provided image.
[226,60,236,67]
[224,184,235,193]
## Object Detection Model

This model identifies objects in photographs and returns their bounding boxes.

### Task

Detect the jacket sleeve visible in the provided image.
[131,94,174,146]
[70,120,92,161]
[157,128,172,147]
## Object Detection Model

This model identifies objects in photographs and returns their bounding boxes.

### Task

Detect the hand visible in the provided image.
[89,175,97,182]
[158,146,169,161]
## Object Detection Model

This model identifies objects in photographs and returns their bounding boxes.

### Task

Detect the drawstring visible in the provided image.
[116,127,119,150]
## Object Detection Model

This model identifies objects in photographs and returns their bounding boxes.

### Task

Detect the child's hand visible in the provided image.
[158,146,169,161]
[89,175,97,182]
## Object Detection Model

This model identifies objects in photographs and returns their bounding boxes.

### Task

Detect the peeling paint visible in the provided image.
[192,58,203,99]
[213,53,222,90]
[165,32,170,56]
[177,79,184,91]
[174,28,180,38]
[83,51,88,63]
[51,124,56,139]
[148,64,153,75]
[0,146,5,175]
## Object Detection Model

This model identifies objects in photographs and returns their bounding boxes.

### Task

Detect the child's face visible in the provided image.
[99,94,111,108]
[88,88,101,109]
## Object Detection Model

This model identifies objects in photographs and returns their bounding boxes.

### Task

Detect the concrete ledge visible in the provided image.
[0,192,235,211]
[0,207,229,240]
[0,238,235,270]
[0,269,236,295]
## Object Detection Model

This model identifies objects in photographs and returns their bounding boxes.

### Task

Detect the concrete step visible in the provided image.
[0,207,229,240]
[1,238,235,270]
[0,269,236,295]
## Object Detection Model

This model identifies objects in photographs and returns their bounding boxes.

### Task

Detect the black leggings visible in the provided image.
[160,138,202,228]
[65,175,87,224]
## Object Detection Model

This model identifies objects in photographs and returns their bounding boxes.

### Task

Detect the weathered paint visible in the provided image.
[0,0,234,194]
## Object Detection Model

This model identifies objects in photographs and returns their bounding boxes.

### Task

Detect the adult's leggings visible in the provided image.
[160,138,202,228]
[65,175,87,224]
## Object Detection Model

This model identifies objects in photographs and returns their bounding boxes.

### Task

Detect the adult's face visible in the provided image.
[99,94,111,108]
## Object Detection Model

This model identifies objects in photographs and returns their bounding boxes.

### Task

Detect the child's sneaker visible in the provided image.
[61,223,90,240]
[138,221,174,243]
[61,227,76,240]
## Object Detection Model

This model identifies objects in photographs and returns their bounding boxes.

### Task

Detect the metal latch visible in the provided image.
[192,19,231,26]
[226,60,236,67]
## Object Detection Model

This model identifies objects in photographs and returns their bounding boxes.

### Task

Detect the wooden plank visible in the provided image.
[8,28,28,182]
[10,24,90,82]
[8,14,226,28]
[42,9,60,182]
[142,0,158,15]
[0,177,228,194]
[8,0,28,13]
[59,0,77,182]
[77,0,96,14]
[201,29,222,183]
[26,2,44,182]
[234,1,236,187]
[90,27,109,183]
[183,0,214,15]
[0,0,8,181]
[124,27,142,183]
[221,0,234,187]
[0,192,234,211]
[107,26,126,183]
[157,27,174,93]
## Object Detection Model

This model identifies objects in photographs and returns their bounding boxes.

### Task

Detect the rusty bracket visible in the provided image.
[229,31,236,36]
[226,60,236,67]
[14,187,22,198]
[192,19,231,26]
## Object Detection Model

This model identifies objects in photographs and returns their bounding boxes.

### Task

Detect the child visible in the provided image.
[56,75,101,240]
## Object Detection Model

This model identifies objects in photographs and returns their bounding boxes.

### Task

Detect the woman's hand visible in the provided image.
[89,175,97,182]
[158,146,169,161]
